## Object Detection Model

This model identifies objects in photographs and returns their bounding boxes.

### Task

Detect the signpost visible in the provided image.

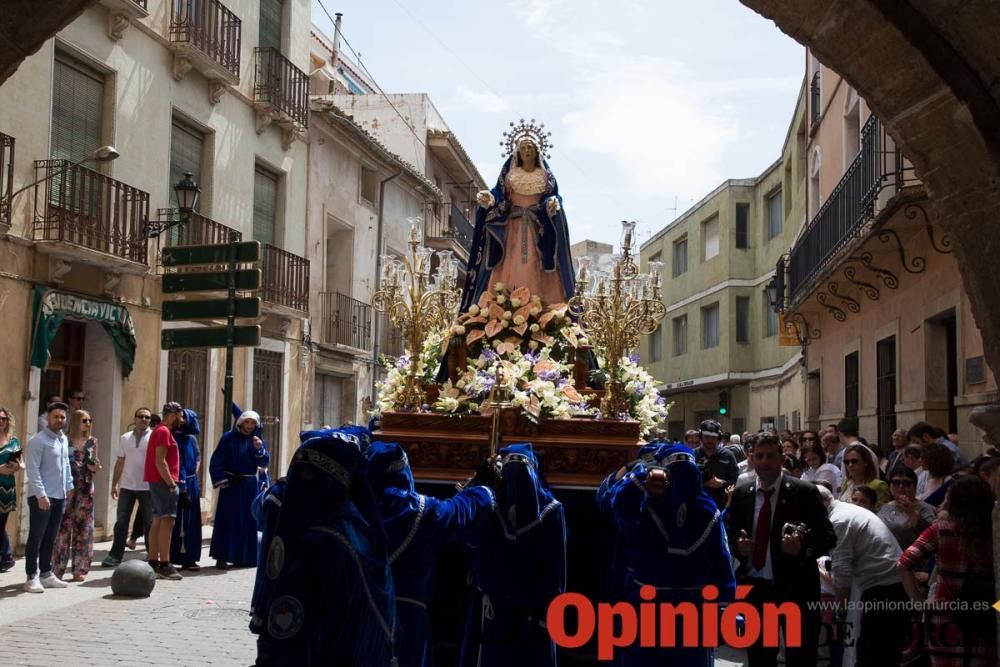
[161,233,261,435]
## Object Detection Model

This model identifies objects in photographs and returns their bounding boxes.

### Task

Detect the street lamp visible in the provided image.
[5,144,120,205]
[765,277,779,311]
[145,171,202,238]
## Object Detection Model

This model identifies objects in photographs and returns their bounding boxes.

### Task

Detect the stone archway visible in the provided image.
[741,0,1000,382]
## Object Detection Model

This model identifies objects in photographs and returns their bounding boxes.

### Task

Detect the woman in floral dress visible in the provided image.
[52,410,101,581]
[0,406,23,572]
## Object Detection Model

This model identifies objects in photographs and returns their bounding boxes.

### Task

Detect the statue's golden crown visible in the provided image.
[500,118,553,160]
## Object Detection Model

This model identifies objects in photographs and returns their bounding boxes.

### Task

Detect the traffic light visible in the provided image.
[719,391,729,416]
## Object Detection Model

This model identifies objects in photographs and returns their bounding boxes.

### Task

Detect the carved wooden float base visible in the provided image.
[374,410,643,488]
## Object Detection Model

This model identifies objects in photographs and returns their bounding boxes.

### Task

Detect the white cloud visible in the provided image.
[562,56,740,199]
[456,85,510,114]
[511,0,560,28]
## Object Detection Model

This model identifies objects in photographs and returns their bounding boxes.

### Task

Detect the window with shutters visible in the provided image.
[360,166,377,207]
[672,315,687,357]
[735,296,750,343]
[649,324,662,362]
[735,203,749,249]
[170,119,205,210]
[702,303,720,349]
[672,236,688,277]
[702,215,719,260]
[51,54,105,164]
[766,188,783,240]
[253,165,279,245]
[764,292,779,338]
[314,373,344,429]
[876,336,897,452]
[259,0,283,51]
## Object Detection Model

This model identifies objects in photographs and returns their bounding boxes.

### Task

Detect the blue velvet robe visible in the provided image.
[460,443,567,667]
[254,432,396,666]
[170,408,203,566]
[459,155,576,312]
[609,445,736,667]
[251,476,286,635]
[209,423,269,565]
[366,441,496,667]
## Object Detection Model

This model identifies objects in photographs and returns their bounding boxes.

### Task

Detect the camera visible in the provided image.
[781,522,811,539]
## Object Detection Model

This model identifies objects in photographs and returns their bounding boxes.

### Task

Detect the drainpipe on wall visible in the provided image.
[370,169,403,406]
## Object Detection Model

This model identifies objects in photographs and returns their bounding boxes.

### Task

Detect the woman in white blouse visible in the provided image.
[800,441,842,492]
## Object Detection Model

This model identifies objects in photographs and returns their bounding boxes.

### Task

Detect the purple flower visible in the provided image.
[655,396,666,406]
[633,383,646,395]
[482,349,498,362]
[395,355,410,370]
[539,369,561,382]
[629,353,640,364]
[524,351,540,364]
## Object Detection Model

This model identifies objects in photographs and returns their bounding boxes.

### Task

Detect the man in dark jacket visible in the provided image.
[725,433,837,667]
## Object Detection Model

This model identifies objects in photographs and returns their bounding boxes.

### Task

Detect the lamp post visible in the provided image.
[145,171,202,238]
[568,220,666,420]
[372,219,461,410]
[5,145,119,212]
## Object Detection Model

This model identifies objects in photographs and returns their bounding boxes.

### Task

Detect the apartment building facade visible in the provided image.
[640,87,808,439]
[0,0,313,545]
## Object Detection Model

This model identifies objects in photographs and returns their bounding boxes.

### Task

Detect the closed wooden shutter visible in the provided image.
[169,120,204,208]
[258,0,283,51]
[253,166,278,244]
[52,55,104,163]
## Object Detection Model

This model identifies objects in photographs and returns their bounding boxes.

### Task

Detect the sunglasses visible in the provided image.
[844,458,863,465]
[136,415,151,420]
[81,418,93,423]
[890,479,915,487]
[0,416,8,421]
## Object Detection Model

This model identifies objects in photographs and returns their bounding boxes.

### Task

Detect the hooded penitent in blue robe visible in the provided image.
[251,475,286,635]
[253,431,397,666]
[596,442,671,600]
[366,441,496,667]
[170,408,202,567]
[460,443,567,667]
[459,154,576,312]
[609,444,736,667]
[209,409,269,566]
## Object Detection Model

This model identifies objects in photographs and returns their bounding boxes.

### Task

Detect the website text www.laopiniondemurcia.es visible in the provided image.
[545,584,801,661]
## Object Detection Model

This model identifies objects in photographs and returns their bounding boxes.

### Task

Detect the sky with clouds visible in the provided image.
[311,0,805,248]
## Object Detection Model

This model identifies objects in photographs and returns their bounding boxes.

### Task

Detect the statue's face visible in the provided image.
[518,140,537,165]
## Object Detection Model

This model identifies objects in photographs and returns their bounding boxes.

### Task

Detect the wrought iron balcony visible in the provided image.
[170,0,241,82]
[787,116,917,302]
[376,312,405,359]
[425,202,474,259]
[254,47,309,129]
[33,159,149,265]
[155,208,240,247]
[0,132,13,225]
[260,243,309,311]
[320,291,372,350]
[810,70,821,125]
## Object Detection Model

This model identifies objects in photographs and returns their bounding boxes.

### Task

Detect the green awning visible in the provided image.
[30,286,137,376]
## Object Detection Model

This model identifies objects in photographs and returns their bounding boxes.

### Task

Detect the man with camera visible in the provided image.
[726,433,837,667]
[693,419,739,509]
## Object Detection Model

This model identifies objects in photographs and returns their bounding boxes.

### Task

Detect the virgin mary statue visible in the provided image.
[459,120,576,312]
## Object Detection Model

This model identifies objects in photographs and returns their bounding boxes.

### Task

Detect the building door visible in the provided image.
[167,348,209,461]
[314,372,344,429]
[253,349,283,479]
[40,321,86,406]
[876,336,897,452]
[943,315,958,434]
[844,352,859,421]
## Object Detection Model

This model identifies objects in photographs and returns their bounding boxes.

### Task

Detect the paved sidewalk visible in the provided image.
[0,530,257,666]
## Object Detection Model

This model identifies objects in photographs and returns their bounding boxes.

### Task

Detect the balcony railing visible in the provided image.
[426,202,474,257]
[810,71,821,125]
[0,132,13,224]
[787,116,916,301]
[261,243,309,311]
[156,208,240,247]
[33,159,149,265]
[376,312,405,359]
[170,0,241,79]
[320,292,372,350]
[254,47,309,129]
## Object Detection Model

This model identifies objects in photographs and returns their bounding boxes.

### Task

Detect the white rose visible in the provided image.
[497,295,507,304]
[530,307,542,316]
[468,305,480,316]
[455,325,466,335]
[510,298,522,308]
[530,324,540,333]
[528,341,539,350]
[514,315,526,326]
[503,311,513,320]
[476,358,486,368]
[492,339,502,348]
[494,282,506,292]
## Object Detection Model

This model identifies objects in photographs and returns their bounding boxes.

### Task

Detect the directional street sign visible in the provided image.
[162,297,262,322]
[161,325,261,350]
[162,241,260,267]
[162,269,261,293]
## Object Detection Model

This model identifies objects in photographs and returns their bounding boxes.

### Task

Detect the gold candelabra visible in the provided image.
[568,220,666,419]
[373,220,461,410]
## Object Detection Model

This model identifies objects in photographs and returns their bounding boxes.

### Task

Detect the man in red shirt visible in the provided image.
[144,402,184,580]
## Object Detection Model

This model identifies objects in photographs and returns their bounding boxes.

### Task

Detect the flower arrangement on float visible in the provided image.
[375,283,671,437]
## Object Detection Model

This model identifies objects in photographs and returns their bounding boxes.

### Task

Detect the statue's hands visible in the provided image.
[546,196,561,217]
[476,190,495,209]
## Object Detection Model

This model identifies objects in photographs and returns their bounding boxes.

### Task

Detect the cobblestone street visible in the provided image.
[0,530,256,666]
